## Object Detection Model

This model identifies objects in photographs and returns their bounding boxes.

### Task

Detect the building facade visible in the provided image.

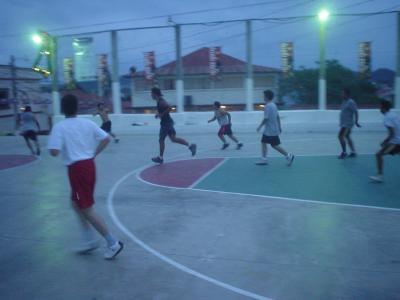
[126,47,280,110]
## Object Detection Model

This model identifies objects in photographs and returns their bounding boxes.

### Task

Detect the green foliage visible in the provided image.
[279,60,379,107]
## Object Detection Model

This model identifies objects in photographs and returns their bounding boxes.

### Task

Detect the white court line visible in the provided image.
[188,158,227,188]
[107,152,397,300]
[136,153,400,212]
[107,163,272,300]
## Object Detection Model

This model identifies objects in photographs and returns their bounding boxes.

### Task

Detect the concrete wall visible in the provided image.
[53,109,398,134]
[131,87,275,107]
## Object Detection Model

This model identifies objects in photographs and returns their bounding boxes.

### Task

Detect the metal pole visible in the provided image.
[395,11,400,109]
[175,25,184,113]
[10,55,18,130]
[318,21,327,110]
[245,20,253,111]
[51,37,60,115]
[111,30,122,114]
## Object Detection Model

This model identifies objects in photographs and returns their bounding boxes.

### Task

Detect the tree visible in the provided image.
[279,59,378,108]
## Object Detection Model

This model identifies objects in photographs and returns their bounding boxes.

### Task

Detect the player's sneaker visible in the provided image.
[369,175,383,183]
[287,153,295,166]
[114,138,120,143]
[104,241,124,260]
[348,152,357,158]
[236,143,243,150]
[221,143,229,150]
[338,152,347,159]
[151,156,163,164]
[255,158,268,165]
[75,239,100,254]
[189,144,197,156]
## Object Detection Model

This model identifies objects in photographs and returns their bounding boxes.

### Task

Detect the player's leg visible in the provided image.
[338,127,347,159]
[345,128,356,156]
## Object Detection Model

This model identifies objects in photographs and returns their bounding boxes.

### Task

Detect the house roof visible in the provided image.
[133,47,280,77]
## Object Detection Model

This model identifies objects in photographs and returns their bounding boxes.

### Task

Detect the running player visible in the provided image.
[93,103,119,143]
[370,100,400,183]
[256,90,294,166]
[19,106,41,156]
[151,87,196,164]
[208,101,243,150]
[48,94,124,259]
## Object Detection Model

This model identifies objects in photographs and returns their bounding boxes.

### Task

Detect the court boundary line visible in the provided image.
[107,160,272,300]
[188,158,227,188]
[137,154,400,212]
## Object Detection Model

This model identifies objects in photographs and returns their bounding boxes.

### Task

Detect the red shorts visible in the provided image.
[68,159,96,209]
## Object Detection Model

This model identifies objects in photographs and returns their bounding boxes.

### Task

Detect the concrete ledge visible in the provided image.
[52,109,397,134]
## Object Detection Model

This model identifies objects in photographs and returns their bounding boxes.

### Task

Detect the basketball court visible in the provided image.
[1,128,400,300]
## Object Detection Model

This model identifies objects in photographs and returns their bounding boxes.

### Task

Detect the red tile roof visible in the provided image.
[134,47,279,76]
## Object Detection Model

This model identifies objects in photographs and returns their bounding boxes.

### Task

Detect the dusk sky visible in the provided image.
[1,0,399,78]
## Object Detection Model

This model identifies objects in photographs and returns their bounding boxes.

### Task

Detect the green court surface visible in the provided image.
[195,155,400,209]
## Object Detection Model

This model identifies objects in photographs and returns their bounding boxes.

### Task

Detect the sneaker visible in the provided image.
[221,143,229,150]
[287,153,295,166]
[114,138,120,143]
[151,156,164,164]
[338,152,347,159]
[255,159,268,165]
[369,175,383,183]
[75,239,100,254]
[104,241,124,260]
[189,144,197,156]
[348,152,357,158]
[36,149,41,156]
[236,143,243,150]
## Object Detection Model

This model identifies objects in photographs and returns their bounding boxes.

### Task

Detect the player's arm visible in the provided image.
[48,125,62,157]
[208,111,217,123]
[277,115,282,133]
[34,115,41,131]
[156,101,171,118]
[381,126,395,147]
[354,103,361,127]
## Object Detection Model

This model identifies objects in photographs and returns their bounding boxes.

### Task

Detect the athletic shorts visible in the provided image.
[339,127,352,136]
[159,124,176,141]
[380,143,400,155]
[22,130,37,141]
[68,159,96,210]
[218,124,233,136]
[101,121,112,133]
[261,135,281,146]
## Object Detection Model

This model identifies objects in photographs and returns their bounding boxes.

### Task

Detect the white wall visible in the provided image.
[53,109,397,134]
[131,87,275,107]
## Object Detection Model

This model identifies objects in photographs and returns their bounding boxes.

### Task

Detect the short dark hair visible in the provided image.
[343,88,351,97]
[264,90,274,100]
[214,101,221,108]
[24,106,32,112]
[61,94,78,116]
[380,99,392,111]
[151,87,162,97]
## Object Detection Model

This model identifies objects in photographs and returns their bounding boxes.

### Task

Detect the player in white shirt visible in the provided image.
[256,90,294,165]
[48,94,123,259]
[370,100,400,183]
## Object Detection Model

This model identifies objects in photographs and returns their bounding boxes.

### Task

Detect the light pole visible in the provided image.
[318,9,329,110]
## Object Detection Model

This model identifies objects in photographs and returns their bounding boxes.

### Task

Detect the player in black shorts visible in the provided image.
[151,87,196,164]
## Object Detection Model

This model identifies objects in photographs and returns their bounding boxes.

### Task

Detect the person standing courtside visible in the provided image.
[338,88,361,159]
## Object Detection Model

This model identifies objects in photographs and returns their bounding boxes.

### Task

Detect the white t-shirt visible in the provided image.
[263,102,280,136]
[47,117,109,165]
[214,110,230,126]
[383,111,400,145]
